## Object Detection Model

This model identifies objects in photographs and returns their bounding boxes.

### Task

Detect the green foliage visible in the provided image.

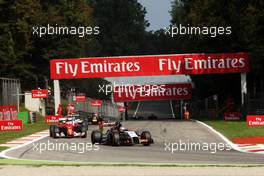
[0,0,93,89]
[170,0,264,66]
[0,0,149,100]
[0,146,9,152]
[89,0,149,56]
[170,0,264,101]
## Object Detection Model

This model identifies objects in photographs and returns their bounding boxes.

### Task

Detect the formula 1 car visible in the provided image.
[90,113,102,125]
[148,114,158,120]
[91,121,153,146]
[49,115,88,138]
[130,115,144,120]
[76,111,102,125]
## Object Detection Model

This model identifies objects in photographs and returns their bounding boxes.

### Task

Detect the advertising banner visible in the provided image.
[45,115,61,123]
[0,120,22,131]
[18,111,29,124]
[117,106,126,112]
[90,100,103,107]
[224,112,241,120]
[75,96,86,102]
[0,106,18,120]
[31,90,49,98]
[113,83,192,102]
[247,115,264,126]
[50,53,249,79]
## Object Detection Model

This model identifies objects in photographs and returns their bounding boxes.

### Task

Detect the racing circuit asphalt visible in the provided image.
[4,120,264,164]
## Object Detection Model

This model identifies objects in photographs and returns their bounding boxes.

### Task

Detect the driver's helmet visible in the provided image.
[119,126,126,132]
[66,117,73,124]
[115,121,122,129]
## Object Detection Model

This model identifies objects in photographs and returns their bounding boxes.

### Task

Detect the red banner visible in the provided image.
[247,115,264,126]
[118,106,126,112]
[113,83,192,102]
[90,100,103,107]
[50,53,249,79]
[0,120,22,131]
[0,106,18,120]
[45,115,61,123]
[32,90,49,98]
[224,112,241,120]
[75,96,86,102]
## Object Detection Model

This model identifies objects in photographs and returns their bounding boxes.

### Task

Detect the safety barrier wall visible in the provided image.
[74,97,122,119]
[0,77,21,106]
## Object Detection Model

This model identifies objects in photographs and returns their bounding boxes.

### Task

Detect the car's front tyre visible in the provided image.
[91,130,102,144]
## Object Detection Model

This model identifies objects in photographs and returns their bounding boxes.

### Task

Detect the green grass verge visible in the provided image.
[0,159,264,167]
[0,146,9,152]
[204,120,264,139]
[0,114,49,144]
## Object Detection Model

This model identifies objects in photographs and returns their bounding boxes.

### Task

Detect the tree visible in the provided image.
[0,0,98,94]
[88,0,149,56]
[170,0,264,105]
[0,0,41,79]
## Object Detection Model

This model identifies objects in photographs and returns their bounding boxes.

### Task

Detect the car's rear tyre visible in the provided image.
[81,131,87,138]
[111,132,121,146]
[81,124,88,132]
[82,121,88,130]
[141,131,152,146]
[91,130,102,144]
[53,126,60,138]
[49,125,55,137]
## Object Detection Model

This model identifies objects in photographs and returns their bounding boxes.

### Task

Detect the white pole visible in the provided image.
[17,87,20,112]
[180,100,183,120]
[133,102,140,117]
[241,73,247,107]
[54,80,61,114]
[170,100,175,119]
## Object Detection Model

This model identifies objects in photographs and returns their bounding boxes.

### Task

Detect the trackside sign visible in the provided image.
[113,83,192,102]
[74,95,86,102]
[50,53,249,79]
[247,115,264,126]
[224,112,241,120]
[0,120,22,131]
[31,90,49,98]
[0,106,18,120]
[45,115,61,123]
[90,100,102,107]
[118,106,126,112]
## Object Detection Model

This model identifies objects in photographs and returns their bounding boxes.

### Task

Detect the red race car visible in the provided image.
[49,115,88,138]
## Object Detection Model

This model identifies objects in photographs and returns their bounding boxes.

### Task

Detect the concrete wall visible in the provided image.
[25,92,45,116]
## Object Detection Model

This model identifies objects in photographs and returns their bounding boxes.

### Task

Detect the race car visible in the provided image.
[91,121,153,146]
[74,111,103,125]
[148,114,158,120]
[90,113,102,125]
[49,115,88,138]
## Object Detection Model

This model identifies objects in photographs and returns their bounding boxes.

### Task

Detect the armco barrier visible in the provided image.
[0,77,21,106]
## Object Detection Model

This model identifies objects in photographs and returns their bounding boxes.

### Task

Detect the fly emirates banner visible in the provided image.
[50,53,249,79]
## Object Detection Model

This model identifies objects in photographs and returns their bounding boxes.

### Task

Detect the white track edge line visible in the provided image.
[192,119,264,155]
[0,133,49,159]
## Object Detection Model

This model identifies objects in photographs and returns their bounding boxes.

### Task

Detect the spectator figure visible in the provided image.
[183,102,190,120]
[66,103,75,115]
